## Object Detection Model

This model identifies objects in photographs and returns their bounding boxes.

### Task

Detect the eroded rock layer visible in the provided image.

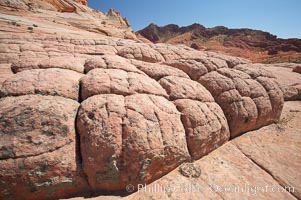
[0,2,289,198]
[0,32,285,199]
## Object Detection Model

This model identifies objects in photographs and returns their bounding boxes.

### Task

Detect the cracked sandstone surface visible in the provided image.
[0,33,286,199]
[0,0,300,200]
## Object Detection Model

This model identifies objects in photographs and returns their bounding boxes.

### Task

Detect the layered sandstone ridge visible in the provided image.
[0,0,135,39]
[39,0,88,12]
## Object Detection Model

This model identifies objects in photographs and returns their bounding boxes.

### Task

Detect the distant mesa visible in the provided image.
[137,23,301,63]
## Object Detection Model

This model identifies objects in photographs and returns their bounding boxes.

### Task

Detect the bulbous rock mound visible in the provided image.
[0,68,83,100]
[80,68,168,100]
[0,11,285,200]
[0,33,285,199]
[0,95,90,200]
[77,94,190,191]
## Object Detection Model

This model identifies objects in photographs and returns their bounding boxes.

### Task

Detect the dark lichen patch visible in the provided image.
[0,119,12,129]
[1,191,13,200]
[27,176,73,194]
[23,107,33,114]
[138,158,152,181]
[41,130,54,136]
[60,125,70,136]
[41,121,51,126]
[28,168,46,177]
[14,115,26,127]
[96,158,120,185]
[27,181,39,193]
[179,163,201,178]
[0,146,16,159]
[0,88,8,97]
[40,121,70,137]
[72,83,79,92]
[13,113,36,129]
[28,161,48,177]
[62,114,69,121]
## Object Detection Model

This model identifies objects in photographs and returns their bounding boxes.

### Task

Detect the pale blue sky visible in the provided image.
[89,0,301,39]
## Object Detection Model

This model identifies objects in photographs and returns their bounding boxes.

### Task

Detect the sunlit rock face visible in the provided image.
[0,1,287,199]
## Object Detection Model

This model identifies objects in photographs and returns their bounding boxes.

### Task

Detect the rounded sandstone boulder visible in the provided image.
[76,94,190,191]
[0,68,83,100]
[12,57,86,73]
[117,45,165,63]
[80,68,168,100]
[199,66,284,137]
[0,95,90,200]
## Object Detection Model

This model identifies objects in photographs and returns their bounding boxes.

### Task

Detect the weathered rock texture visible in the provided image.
[0,95,90,200]
[77,94,190,192]
[0,32,285,199]
[233,101,301,199]
[11,57,87,74]
[0,1,292,200]
[158,76,230,159]
[80,68,168,100]
[260,63,301,101]
[162,59,284,138]
[0,68,83,100]
[66,101,301,200]
[0,29,285,198]
[129,101,300,200]
[0,64,13,86]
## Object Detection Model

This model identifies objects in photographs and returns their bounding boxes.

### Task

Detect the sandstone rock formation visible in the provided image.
[0,31,285,199]
[0,1,297,200]
[259,63,301,101]
[63,98,301,200]
[0,0,135,39]
[0,64,13,86]
[66,101,301,200]
[11,57,87,73]
[42,0,88,12]
[0,95,90,200]
[77,94,190,192]
[80,68,168,100]
[74,0,88,6]
[0,68,83,100]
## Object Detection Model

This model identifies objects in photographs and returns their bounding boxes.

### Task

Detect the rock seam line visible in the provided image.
[234,143,299,200]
